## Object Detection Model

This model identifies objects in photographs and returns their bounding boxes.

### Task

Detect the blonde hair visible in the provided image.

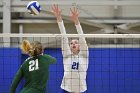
[20,40,43,56]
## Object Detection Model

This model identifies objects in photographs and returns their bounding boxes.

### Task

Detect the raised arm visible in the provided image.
[70,7,88,56]
[52,5,71,57]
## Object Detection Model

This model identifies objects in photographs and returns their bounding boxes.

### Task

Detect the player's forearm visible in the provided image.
[10,68,23,93]
[74,18,80,25]
[57,20,71,56]
[58,21,69,44]
[75,23,83,34]
[75,23,88,52]
[56,16,62,22]
[58,21,67,34]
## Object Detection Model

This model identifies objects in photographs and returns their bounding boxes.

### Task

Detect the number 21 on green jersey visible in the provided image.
[29,59,39,72]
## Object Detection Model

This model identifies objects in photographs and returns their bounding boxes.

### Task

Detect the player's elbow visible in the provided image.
[52,58,56,64]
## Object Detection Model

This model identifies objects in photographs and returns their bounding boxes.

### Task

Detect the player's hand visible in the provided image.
[52,4,62,22]
[70,7,80,25]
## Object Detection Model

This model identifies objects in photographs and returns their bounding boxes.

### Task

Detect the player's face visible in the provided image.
[70,39,80,54]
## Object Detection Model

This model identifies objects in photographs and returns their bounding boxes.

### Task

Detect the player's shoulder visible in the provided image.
[25,57,32,62]
[22,57,33,65]
[20,57,32,68]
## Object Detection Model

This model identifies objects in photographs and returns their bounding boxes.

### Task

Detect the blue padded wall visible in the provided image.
[0,48,21,93]
[0,48,140,93]
[87,48,140,93]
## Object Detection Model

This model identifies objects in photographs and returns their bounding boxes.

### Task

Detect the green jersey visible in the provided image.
[10,54,56,93]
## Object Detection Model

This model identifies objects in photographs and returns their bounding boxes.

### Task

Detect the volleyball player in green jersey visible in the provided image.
[10,40,56,93]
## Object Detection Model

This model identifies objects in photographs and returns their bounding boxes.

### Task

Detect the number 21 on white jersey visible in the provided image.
[72,62,79,70]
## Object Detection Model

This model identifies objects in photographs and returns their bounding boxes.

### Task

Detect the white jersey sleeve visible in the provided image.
[58,21,71,57]
[75,24,89,57]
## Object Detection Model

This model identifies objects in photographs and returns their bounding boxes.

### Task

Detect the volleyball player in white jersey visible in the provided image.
[52,5,89,93]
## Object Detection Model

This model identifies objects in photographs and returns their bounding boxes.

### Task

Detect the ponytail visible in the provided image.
[20,40,32,54]
[20,40,43,57]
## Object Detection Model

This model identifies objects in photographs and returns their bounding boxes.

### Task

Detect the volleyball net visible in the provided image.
[0,34,140,93]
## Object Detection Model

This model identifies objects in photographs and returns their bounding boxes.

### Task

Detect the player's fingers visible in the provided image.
[60,9,62,14]
[70,8,73,14]
[56,4,59,10]
[52,4,57,12]
[71,8,75,15]
[74,7,76,12]
[76,7,78,13]
[53,4,57,10]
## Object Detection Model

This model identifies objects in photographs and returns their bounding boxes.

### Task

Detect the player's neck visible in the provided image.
[72,51,79,55]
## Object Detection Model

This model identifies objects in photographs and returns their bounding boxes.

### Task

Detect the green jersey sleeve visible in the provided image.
[44,54,56,64]
[10,66,23,93]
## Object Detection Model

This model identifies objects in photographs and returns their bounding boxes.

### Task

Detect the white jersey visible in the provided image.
[58,21,89,92]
